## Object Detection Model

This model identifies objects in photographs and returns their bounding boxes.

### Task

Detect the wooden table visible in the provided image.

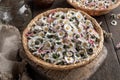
[26,0,120,80]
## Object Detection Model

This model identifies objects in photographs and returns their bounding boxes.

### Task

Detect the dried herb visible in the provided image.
[52,53,60,59]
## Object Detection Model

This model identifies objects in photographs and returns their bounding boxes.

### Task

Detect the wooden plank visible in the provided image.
[89,15,120,80]
[104,7,120,64]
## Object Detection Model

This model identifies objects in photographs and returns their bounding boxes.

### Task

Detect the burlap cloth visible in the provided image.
[0,24,32,80]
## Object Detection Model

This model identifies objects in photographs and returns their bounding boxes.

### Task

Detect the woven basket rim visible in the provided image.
[67,0,120,16]
[22,8,104,70]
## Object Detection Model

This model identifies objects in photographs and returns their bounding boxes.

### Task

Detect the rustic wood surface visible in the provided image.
[23,0,120,80]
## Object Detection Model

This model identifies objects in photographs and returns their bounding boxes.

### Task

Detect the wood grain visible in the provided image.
[89,15,120,80]
[104,7,120,64]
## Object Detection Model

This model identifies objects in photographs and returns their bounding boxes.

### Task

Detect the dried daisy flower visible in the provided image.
[116,42,120,49]
[99,21,102,26]
[117,14,120,19]
[111,20,117,26]
[103,30,112,39]
[111,14,117,19]
[64,56,74,64]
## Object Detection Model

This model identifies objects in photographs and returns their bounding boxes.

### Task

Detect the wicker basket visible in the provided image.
[67,0,120,16]
[22,8,104,70]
